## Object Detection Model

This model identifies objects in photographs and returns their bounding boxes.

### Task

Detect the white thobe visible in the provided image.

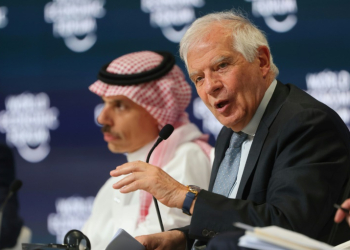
[82,124,212,250]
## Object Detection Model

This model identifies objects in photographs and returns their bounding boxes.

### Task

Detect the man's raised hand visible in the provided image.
[110,161,188,209]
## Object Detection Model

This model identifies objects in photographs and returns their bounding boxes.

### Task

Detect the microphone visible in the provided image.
[146,124,174,163]
[0,179,23,240]
[146,124,174,232]
[9,180,22,194]
[158,124,174,140]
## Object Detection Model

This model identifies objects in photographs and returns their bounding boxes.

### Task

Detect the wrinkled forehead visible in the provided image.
[187,32,235,69]
[185,22,234,61]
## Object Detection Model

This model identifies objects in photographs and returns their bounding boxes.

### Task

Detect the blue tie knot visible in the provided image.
[230,132,248,148]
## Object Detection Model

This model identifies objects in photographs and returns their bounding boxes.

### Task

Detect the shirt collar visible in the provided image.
[242,79,277,136]
[126,139,155,163]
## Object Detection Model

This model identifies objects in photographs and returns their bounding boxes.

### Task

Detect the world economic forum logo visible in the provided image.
[0,93,59,163]
[141,0,205,43]
[245,0,298,33]
[48,196,94,243]
[306,69,350,129]
[44,0,106,53]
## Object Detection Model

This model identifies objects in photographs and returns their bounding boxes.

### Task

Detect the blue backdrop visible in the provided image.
[0,0,349,243]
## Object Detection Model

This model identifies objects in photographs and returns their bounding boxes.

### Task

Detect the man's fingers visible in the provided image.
[136,234,165,250]
[341,199,350,209]
[334,209,347,223]
[110,161,146,177]
[135,235,146,246]
[110,160,186,208]
[112,172,146,192]
[135,231,186,250]
[335,199,350,224]
[112,173,136,189]
[135,235,157,250]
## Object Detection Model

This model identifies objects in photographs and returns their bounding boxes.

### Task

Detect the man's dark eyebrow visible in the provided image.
[111,99,124,105]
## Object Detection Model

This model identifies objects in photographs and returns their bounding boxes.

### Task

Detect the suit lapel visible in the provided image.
[236,81,290,199]
[236,123,268,199]
[208,127,233,191]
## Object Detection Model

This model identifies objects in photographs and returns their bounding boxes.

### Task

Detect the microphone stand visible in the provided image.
[146,137,165,232]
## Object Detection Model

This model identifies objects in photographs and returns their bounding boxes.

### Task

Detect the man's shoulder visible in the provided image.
[269,83,350,144]
[281,83,345,125]
[280,83,334,111]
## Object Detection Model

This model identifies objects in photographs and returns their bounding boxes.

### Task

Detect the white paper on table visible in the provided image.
[235,223,333,250]
[239,233,290,250]
[334,240,350,250]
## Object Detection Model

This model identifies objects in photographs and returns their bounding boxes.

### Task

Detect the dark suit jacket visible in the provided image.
[178,82,350,248]
[0,144,23,249]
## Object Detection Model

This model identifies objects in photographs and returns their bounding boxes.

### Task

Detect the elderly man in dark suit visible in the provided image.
[110,10,350,250]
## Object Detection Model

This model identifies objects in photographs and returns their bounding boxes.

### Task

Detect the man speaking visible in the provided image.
[82,51,211,249]
[110,10,350,249]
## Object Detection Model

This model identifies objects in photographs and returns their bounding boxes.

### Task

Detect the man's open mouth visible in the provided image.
[215,100,229,109]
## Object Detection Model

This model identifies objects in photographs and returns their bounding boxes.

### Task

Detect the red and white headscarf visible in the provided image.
[89,51,211,224]
[89,51,192,130]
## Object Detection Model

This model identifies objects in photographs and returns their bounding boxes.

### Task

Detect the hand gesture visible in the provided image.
[110,161,188,209]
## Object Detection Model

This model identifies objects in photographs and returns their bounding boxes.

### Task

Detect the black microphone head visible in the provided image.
[159,124,174,140]
[10,180,22,193]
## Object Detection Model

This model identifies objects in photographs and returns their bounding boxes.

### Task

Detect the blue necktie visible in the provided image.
[191,132,248,250]
[212,132,248,197]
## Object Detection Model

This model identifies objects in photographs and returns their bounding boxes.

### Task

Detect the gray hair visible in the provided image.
[179,10,279,76]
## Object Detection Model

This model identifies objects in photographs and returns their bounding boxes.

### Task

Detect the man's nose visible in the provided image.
[97,106,111,126]
[205,73,223,95]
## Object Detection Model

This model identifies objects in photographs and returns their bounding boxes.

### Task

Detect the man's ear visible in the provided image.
[257,46,271,78]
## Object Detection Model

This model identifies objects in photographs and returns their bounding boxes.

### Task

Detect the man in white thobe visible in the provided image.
[82,51,212,250]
